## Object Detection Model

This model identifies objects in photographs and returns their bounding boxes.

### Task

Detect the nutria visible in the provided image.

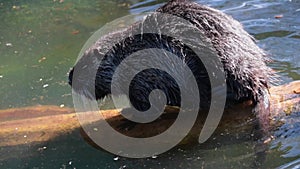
[69,0,274,130]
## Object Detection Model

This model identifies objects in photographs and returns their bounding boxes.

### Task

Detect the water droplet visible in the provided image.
[113,156,119,161]
[119,165,127,169]
[43,84,49,88]
[5,43,12,47]
[151,155,158,159]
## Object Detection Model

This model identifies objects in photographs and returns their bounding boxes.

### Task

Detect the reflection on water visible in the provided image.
[0,0,299,168]
[272,111,300,158]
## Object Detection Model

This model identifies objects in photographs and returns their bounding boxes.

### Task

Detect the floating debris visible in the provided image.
[71,30,80,35]
[61,93,72,97]
[43,84,49,88]
[118,3,130,7]
[38,56,47,63]
[113,156,119,161]
[275,14,283,19]
[59,104,65,108]
[0,75,3,79]
[12,5,20,10]
[37,146,47,151]
[264,136,274,144]
[5,43,12,47]
[119,165,127,169]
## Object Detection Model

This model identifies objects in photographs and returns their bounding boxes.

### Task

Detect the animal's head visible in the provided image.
[68,46,115,100]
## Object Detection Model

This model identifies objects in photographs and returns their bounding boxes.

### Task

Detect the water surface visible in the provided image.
[0,0,299,168]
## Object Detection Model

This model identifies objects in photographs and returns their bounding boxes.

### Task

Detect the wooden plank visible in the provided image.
[0,81,299,147]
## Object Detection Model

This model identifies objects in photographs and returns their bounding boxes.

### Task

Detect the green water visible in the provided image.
[0,0,300,168]
[0,0,130,109]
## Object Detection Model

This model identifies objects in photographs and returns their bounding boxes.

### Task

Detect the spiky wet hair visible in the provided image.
[69,0,274,111]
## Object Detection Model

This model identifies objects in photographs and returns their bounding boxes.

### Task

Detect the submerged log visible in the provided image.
[0,81,300,147]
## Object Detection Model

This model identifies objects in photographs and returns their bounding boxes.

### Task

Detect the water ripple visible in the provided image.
[277,158,300,169]
[242,19,280,28]
[222,0,281,12]
[272,111,300,158]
